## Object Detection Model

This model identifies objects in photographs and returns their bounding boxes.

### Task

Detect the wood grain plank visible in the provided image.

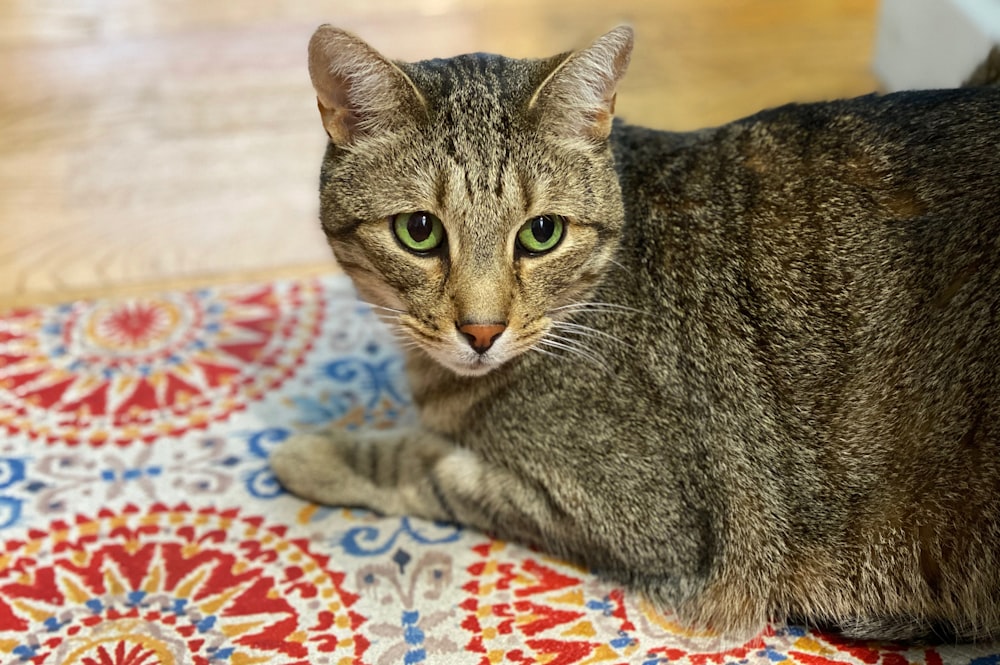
[0,0,878,309]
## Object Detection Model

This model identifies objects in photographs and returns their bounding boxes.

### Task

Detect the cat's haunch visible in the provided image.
[273,26,1000,643]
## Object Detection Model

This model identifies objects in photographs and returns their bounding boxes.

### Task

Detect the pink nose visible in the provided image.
[457,322,506,354]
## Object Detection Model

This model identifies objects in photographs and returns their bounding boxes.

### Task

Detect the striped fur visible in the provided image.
[273,27,1000,642]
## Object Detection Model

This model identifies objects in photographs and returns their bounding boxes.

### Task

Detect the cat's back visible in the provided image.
[613,86,1000,230]
[611,83,1000,438]
[609,85,1000,373]
[606,84,1000,513]
[610,88,1000,368]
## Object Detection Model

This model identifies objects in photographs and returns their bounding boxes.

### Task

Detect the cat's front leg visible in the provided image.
[270,427,455,520]
[270,428,554,543]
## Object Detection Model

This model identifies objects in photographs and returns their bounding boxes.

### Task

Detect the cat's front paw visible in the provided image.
[270,431,374,508]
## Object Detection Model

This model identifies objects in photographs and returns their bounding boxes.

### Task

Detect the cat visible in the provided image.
[271,25,1000,643]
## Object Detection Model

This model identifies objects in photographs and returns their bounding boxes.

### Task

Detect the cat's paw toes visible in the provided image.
[270,432,350,505]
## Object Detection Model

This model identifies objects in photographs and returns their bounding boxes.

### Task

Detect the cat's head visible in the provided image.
[308,25,633,376]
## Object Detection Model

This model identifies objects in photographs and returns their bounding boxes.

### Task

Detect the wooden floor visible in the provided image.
[0,0,879,310]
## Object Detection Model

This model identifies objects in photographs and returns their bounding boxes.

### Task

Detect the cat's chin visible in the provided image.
[419,347,507,377]
[444,357,504,378]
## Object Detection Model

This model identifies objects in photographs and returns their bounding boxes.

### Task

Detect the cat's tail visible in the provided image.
[962,46,1000,86]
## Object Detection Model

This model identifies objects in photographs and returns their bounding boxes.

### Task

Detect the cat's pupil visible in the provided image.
[531,216,555,243]
[408,212,434,243]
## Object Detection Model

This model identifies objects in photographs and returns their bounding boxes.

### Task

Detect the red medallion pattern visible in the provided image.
[0,504,366,665]
[1,277,997,664]
[0,282,323,446]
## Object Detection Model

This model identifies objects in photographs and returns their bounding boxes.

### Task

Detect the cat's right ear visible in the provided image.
[308,25,426,146]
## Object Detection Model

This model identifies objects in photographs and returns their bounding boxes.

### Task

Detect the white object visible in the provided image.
[874,0,1000,90]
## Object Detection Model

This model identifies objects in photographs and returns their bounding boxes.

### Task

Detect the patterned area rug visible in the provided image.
[1,275,996,665]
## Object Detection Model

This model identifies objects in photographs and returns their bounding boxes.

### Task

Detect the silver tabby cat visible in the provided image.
[272,25,1000,642]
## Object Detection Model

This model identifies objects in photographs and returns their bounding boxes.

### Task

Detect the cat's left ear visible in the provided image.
[529,26,634,143]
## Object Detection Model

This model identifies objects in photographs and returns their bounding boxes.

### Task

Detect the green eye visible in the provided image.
[516,215,565,254]
[392,211,445,253]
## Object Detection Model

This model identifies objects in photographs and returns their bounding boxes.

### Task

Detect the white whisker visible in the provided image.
[383,328,421,348]
[550,320,626,345]
[538,337,612,374]
[538,342,610,374]
[390,337,421,351]
[607,257,628,272]
[371,313,403,329]
[549,301,647,316]
[543,333,614,366]
[529,346,562,360]
[366,303,406,314]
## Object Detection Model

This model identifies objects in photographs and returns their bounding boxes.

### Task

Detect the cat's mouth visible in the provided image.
[412,327,516,377]
[458,355,502,376]
[412,344,505,376]
[441,341,510,376]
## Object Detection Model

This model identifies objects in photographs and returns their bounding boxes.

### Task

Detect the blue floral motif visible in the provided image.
[775,624,807,638]
[339,517,462,556]
[243,428,291,499]
[737,625,801,663]
[247,427,291,459]
[288,393,358,427]
[402,610,427,664]
[239,338,413,499]
[587,596,616,615]
[0,457,25,487]
[13,643,39,661]
[285,341,411,428]
[759,647,790,662]
[609,630,636,650]
[972,656,1000,665]
[586,595,639,655]
[0,457,26,529]
[321,354,410,410]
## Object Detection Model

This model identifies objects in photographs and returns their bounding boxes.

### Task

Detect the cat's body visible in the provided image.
[272,26,1000,641]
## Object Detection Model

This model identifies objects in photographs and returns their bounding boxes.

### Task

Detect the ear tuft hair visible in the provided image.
[529,26,634,142]
[308,25,426,146]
